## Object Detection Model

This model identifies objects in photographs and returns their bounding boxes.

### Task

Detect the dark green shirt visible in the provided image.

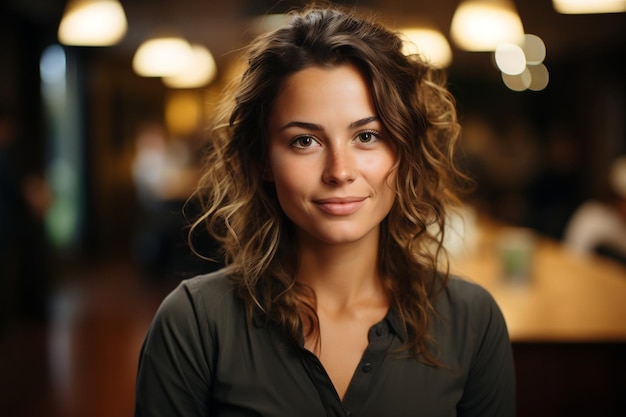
[135,269,515,417]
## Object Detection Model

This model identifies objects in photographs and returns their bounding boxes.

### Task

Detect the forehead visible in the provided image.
[269,64,377,125]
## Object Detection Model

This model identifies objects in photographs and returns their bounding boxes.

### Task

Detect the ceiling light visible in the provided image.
[495,43,526,75]
[552,0,626,14]
[501,68,531,91]
[163,44,218,88]
[58,0,127,46]
[527,64,549,91]
[133,37,194,77]
[451,0,525,51]
[520,34,546,65]
[399,28,453,68]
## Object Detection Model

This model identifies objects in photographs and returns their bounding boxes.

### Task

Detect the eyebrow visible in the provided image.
[279,116,379,132]
[349,116,379,129]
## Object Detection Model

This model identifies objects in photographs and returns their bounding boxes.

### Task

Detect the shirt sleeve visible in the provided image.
[457,287,516,417]
[134,281,213,417]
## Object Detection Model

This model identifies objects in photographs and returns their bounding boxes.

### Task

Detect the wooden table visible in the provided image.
[450,220,626,343]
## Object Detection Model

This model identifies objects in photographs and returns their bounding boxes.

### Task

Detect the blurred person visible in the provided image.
[564,155,626,265]
[131,122,222,279]
[131,122,198,205]
[135,5,515,417]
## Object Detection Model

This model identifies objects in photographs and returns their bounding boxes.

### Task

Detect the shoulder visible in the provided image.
[438,276,499,313]
[152,268,243,329]
[136,270,242,413]
[181,267,238,301]
[432,276,508,345]
[434,280,515,415]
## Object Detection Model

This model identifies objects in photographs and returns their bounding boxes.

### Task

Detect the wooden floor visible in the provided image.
[1,255,625,417]
[0,256,176,417]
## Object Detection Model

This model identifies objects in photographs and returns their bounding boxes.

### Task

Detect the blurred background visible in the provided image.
[1,0,625,416]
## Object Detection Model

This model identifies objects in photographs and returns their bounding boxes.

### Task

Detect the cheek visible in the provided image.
[273,174,301,199]
[364,153,396,185]
[382,174,398,211]
[268,154,307,198]
[374,157,398,207]
[271,171,310,223]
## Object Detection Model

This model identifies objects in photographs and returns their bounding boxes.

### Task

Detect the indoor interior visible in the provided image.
[1,1,625,416]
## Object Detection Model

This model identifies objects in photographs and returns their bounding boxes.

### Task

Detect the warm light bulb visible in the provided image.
[521,34,546,65]
[163,44,218,88]
[133,37,194,77]
[502,68,531,91]
[527,64,549,91]
[553,0,626,14]
[58,0,127,46]
[495,43,526,75]
[451,0,525,51]
[400,28,453,68]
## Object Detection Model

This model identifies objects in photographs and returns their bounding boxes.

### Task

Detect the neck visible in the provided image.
[296,233,385,311]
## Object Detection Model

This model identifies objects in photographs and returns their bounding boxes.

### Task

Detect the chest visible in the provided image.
[310,316,375,400]
[209,319,468,417]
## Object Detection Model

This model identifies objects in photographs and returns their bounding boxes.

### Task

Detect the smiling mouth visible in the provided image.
[313,197,367,215]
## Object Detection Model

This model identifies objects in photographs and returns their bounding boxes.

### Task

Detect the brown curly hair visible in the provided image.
[190,4,465,365]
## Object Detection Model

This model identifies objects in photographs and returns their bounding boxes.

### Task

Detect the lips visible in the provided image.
[313,196,367,215]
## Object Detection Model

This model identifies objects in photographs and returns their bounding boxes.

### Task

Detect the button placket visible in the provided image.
[299,348,346,417]
[342,319,395,416]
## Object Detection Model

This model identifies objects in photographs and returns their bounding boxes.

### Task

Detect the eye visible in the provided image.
[356,130,381,144]
[290,135,320,149]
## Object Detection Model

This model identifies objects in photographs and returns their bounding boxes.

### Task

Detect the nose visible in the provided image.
[322,145,356,185]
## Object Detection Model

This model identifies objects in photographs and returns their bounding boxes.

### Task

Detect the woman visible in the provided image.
[135,5,515,417]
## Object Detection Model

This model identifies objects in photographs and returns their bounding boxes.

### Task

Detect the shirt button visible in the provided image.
[376,325,387,336]
[346,411,351,416]
[362,362,372,372]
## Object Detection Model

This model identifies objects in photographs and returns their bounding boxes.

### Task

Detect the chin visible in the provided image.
[309,228,375,246]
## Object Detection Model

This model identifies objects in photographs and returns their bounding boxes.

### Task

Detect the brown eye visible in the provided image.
[291,135,320,149]
[358,132,373,143]
[356,130,381,144]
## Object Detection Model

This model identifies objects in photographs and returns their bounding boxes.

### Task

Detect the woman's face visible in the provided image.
[266,64,397,248]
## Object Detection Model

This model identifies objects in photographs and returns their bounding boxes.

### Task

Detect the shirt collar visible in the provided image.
[385,307,408,343]
[252,302,408,343]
